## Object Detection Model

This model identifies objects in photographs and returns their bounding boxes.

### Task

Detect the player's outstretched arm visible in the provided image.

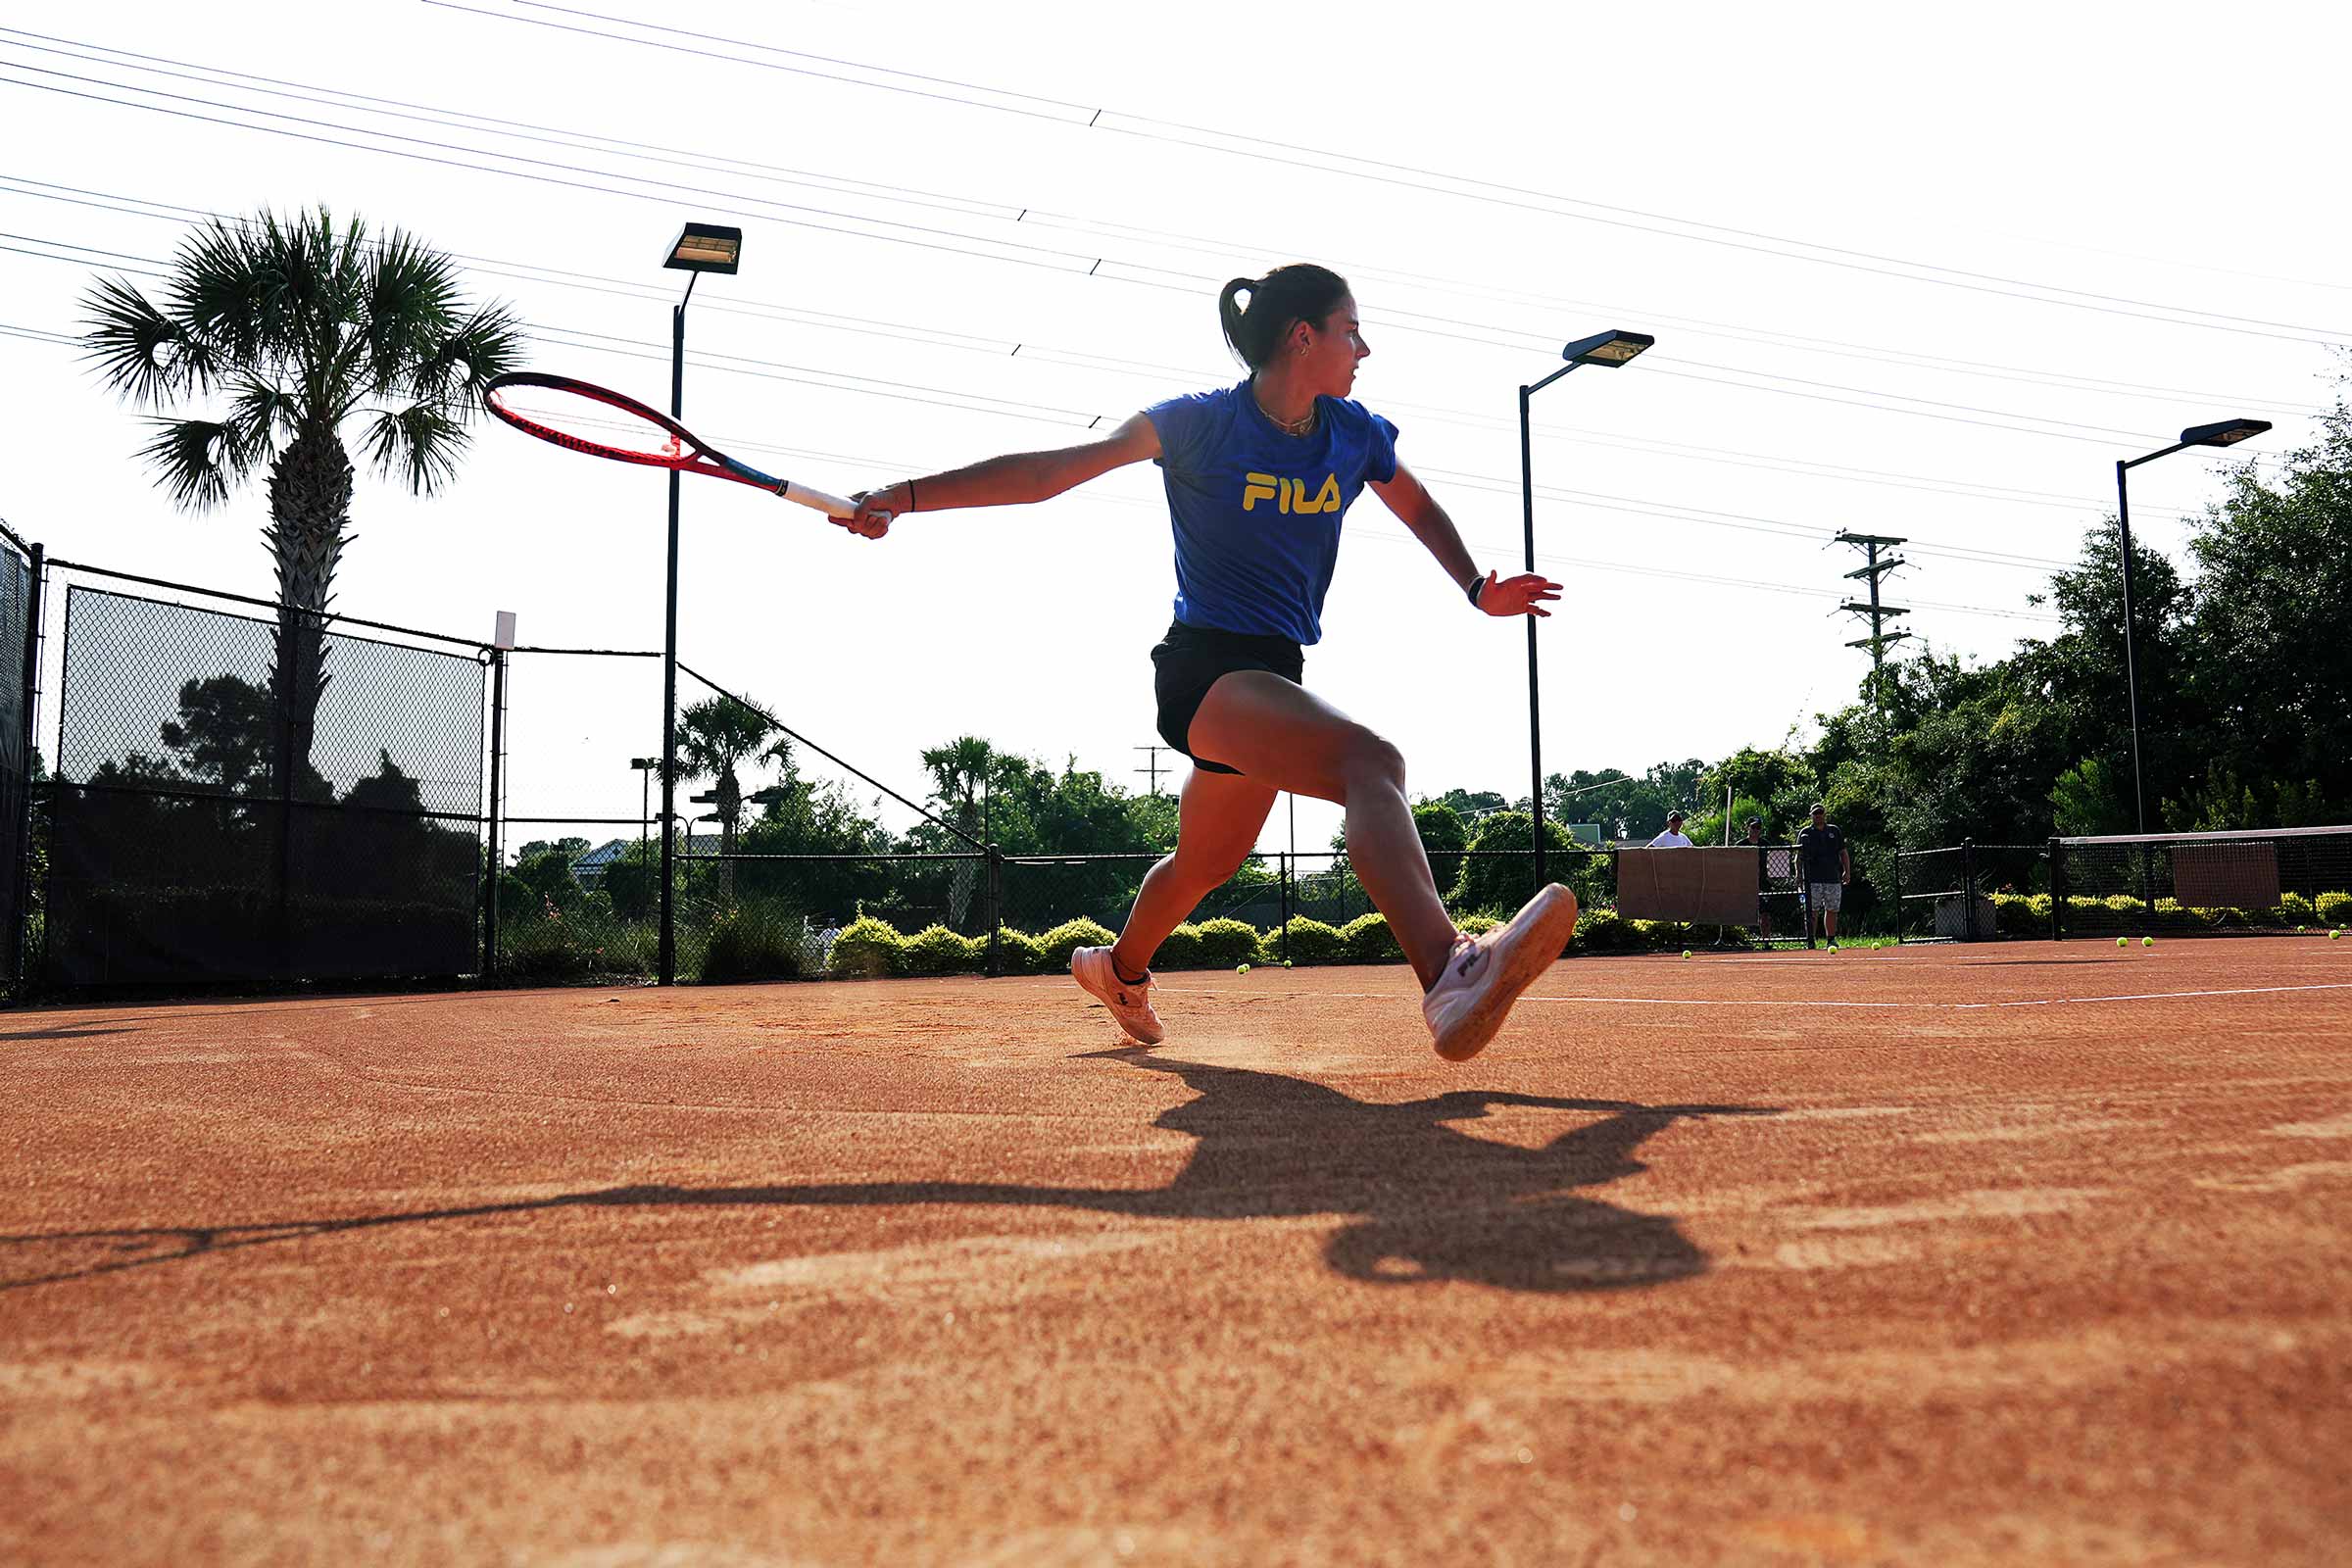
[838,414,1161,539]
[1370,462,1562,617]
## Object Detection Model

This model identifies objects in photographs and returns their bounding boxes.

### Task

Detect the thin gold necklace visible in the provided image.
[1252,383,1316,436]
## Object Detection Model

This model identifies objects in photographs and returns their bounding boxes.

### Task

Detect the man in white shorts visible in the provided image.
[1797,802,1851,948]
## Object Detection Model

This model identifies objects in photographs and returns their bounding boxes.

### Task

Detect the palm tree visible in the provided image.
[79,207,523,774]
[920,736,998,837]
[677,695,789,894]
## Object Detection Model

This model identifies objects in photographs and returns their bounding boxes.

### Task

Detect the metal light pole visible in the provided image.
[2112,417,2271,831]
[1518,329,1654,888]
[656,222,743,984]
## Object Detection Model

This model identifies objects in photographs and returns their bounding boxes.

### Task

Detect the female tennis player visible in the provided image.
[839,265,1577,1060]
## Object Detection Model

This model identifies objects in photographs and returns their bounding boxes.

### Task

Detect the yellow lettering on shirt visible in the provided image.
[1243,472,1342,514]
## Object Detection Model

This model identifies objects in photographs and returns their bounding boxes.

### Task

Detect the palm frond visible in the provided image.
[79,275,197,406]
[408,301,528,405]
[361,225,462,393]
[222,376,297,470]
[136,418,239,511]
[360,403,467,496]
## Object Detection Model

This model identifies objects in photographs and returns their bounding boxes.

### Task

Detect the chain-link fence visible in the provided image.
[1893,841,2051,942]
[2051,828,2352,937]
[40,583,485,986]
[0,531,32,981]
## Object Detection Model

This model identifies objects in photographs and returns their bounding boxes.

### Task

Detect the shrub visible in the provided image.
[699,906,806,983]
[1263,916,1344,966]
[1339,912,1401,965]
[904,923,983,976]
[1457,913,1501,938]
[1991,892,2050,935]
[987,927,1048,975]
[1192,917,1261,967]
[1035,917,1118,968]
[2280,892,2315,924]
[828,915,906,979]
[1573,906,1632,953]
[2317,891,2352,926]
[1152,923,1207,970]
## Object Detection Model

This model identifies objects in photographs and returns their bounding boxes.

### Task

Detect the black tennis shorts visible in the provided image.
[1150,619,1304,777]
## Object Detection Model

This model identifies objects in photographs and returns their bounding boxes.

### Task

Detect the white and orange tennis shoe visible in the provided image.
[1070,945,1165,1045]
[1421,883,1578,1061]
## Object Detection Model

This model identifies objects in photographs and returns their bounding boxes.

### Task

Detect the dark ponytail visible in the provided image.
[1217,264,1351,370]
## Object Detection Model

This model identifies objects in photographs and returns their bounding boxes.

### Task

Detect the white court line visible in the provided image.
[1156,982,2352,1011]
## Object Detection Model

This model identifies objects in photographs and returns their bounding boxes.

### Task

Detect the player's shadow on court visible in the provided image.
[0,1051,1776,1295]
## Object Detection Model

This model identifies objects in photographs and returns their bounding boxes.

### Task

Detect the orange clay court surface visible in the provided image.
[4,937,2349,1566]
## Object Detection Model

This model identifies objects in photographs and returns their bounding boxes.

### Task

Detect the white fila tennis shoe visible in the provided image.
[1421,883,1579,1061]
[1070,945,1165,1045]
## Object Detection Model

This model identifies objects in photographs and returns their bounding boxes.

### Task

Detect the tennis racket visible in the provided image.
[482,371,856,520]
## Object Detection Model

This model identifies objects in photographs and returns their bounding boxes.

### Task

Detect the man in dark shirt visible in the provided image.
[1797,802,1851,948]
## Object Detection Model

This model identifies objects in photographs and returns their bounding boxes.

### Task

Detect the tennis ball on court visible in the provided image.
[1282,959,1295,968]
[2142,936,2155,948]
[1682,949,1691,959]
[2333,929,2342,941]
[1236,962,1251,974]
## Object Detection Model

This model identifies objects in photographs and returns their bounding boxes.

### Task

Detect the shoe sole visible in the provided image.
[1069,948,1165,1045]
[1433,884,1579,1062]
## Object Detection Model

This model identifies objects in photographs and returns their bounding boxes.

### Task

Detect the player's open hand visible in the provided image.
[839,484,908,540]
[1473,569,1562,618]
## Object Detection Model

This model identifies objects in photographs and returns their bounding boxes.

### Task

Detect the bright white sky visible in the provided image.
[2,1,2345,857]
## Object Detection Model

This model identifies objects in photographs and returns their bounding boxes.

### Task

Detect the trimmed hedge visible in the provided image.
[1262,916,1344,966]
[1989,890,2352,933]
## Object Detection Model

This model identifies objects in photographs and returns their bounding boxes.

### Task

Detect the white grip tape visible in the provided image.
[781,480,858,519]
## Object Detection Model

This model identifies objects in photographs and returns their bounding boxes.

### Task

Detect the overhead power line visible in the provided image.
[0,24,2330,421]
[419,0,2352,344]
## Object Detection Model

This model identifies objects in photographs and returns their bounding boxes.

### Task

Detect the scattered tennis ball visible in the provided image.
[1282,959,1295,968]
[1682,949,1692,959]
[1236,962,1251,974]
[2142,936,2155,948]
[2117,937,2129,948]
[2333,929,2343,941]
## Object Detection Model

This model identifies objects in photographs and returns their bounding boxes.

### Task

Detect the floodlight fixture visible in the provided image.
[1562,329,1655,368]
[664,222,742,273]
[2180,417,2272,449]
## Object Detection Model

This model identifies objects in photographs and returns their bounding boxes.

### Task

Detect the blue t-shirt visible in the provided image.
[1143,379,1399,646]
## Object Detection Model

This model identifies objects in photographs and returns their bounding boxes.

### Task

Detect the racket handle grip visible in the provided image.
[780,480,857,519]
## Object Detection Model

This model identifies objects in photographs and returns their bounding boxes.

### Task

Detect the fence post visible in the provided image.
[1886,847,1897,948]
[10,544,43,984]
[1279,851,1292,964]
[1960,839,1978,941]
[2047,837,2065,942]
[482,648,506,979]
[984,845,1003,978]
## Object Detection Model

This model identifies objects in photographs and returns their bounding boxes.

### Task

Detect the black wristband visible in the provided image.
[1465,572,1485,608]
[904,478,917,514]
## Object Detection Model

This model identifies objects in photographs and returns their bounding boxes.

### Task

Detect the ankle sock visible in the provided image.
[1112,956,1150,986]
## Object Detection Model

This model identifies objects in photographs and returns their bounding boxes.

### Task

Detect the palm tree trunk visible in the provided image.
[265,426,353,790]
[717,769,741,901]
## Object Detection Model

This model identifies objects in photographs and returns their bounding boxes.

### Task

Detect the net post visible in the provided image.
[983,844,1004,978]
[1961,838,1978,942]
[2047,836,2065,942]
[9,543,43,984]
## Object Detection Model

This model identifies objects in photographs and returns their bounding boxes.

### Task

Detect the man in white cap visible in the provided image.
[1646,810,1694,849]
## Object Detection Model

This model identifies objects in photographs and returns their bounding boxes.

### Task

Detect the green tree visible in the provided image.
[2174,404,2352,822]
[676,695,789,877]
[80,208,522,772]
